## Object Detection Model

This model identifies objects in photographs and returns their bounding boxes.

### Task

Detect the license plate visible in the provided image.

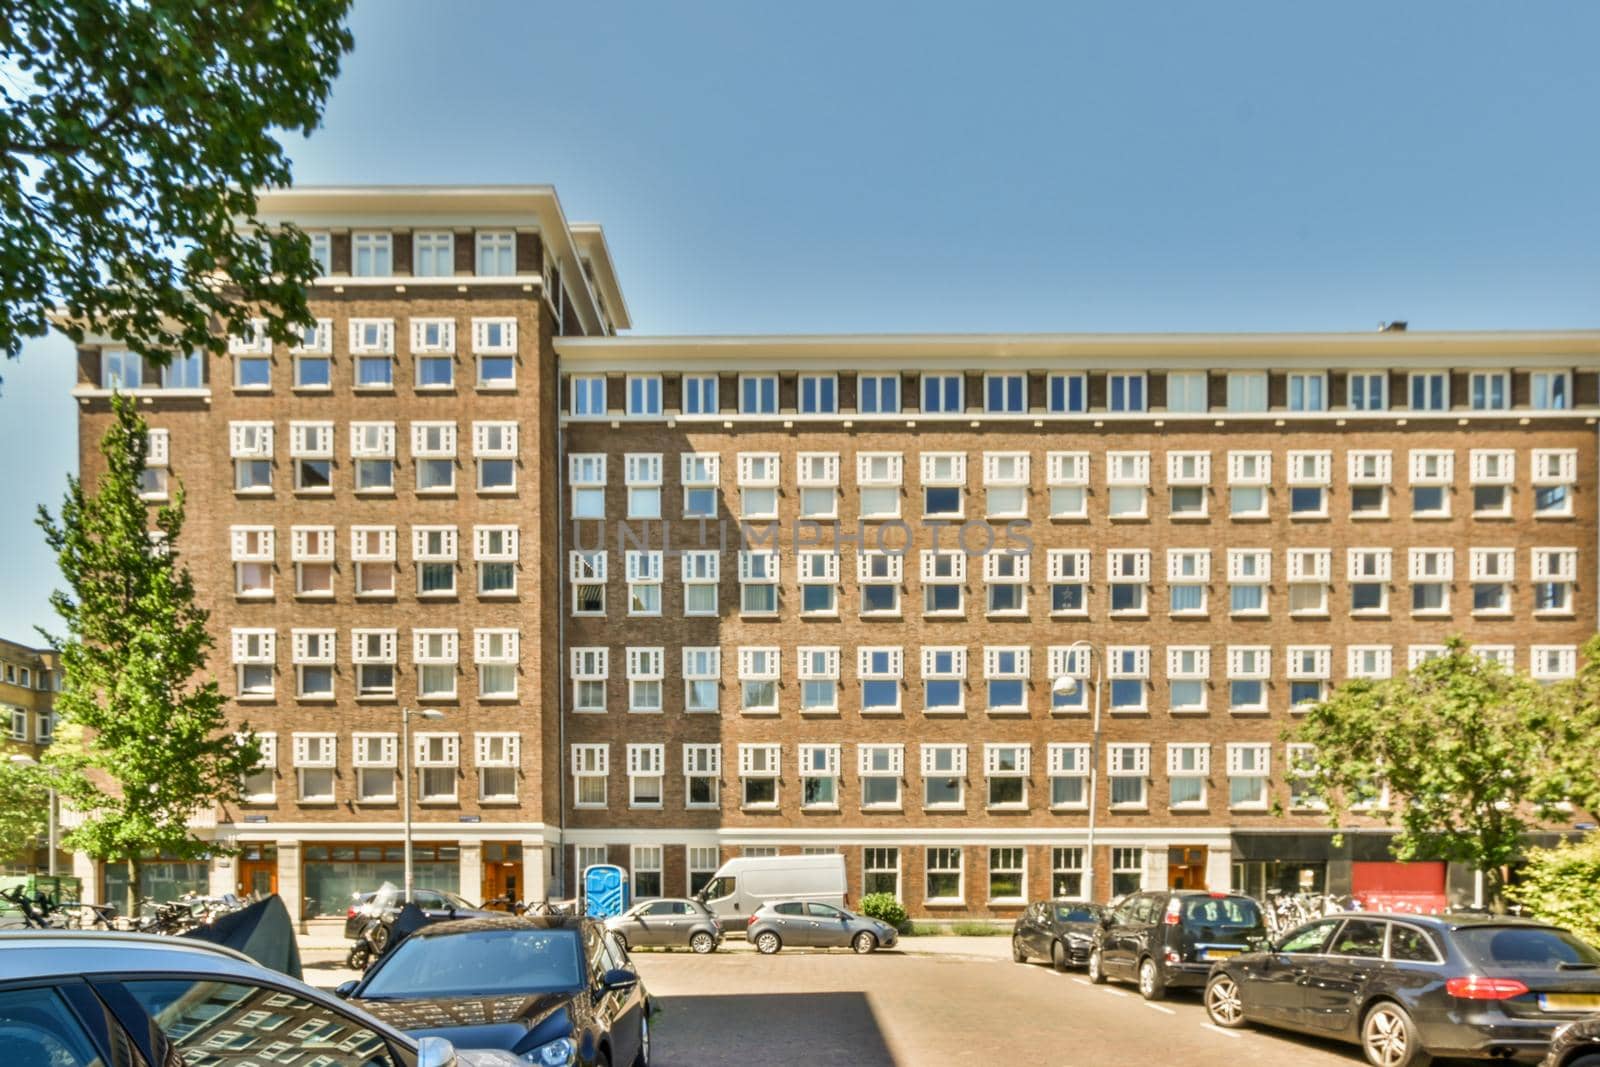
[1540,994,1600,1012]
[1205,949,1240,961]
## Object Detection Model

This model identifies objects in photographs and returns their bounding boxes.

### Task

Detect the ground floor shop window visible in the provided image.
[925,847,963,903]
[1111,847,1144,897]
[1051,847,1085,898]
[104,859,209,907]
[863,847,900,898]
[989,847,1025,903]
[301,844,459,917]
[1232,860,1327,900]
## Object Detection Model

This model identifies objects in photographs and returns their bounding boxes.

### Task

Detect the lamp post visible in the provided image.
[400,707,444,899]
[1052,639,1102,900]
[9,754,57,876]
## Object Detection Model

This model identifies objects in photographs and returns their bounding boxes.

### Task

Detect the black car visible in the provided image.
[1204,913,1600,1066]
[1088,890,1266,1000]
[1012,899,1107,971]
[340,915,652,1067]
[1544,1013,1600,1067]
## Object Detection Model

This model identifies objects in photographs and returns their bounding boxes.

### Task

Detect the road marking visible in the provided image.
[1202,1023,1243,1040]
[1102,987,1132,998]
[1071,978,1091,987]
[1145,1003,1176,1015]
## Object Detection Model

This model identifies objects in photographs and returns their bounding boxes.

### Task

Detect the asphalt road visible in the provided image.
[630,946,1383,1067]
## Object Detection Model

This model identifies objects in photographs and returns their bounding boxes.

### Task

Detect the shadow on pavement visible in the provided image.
[650,991,895,1067]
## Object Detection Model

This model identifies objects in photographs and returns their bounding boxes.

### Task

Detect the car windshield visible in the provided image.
[1182,897,1262,928]
[1055,906,1100,923]
[360,928,583,999]
[1455,927,1600,969]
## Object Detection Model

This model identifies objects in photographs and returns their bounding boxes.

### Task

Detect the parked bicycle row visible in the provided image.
[0,885,252,933]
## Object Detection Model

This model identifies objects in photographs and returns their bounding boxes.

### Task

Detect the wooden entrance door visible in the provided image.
[1167,846,1209,890]
[238,859,278,897]
[481,843,523,907]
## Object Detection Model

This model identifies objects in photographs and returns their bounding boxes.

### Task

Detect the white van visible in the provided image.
[694,854,847,927]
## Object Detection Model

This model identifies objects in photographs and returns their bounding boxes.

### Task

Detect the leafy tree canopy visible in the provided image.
[1506,833,1600,947]
[0,739,48,866]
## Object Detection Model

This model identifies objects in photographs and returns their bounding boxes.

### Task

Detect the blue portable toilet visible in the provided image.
[583,864,629,919]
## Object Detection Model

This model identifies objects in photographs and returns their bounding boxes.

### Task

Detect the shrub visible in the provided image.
[859,892,908,929]
[1507,833,1600,946]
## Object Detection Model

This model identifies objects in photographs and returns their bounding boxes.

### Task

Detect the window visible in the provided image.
[570,374,606,416]
[1287,548,1331,616]
[351,629,396,698]
[242,732,276,801]
[859,746,903,810]
[571,744,609,808]
[1106,451,1149,518]
[1532,371,1571,410]
[626,647,664,712]
[799,744,840,809]
[921,451,966,518]
[858,647,903,713]
[797,452,839,519]
[1287,450,1331,517]
[309,231,332,274]
[1348,450,1391,517]
[473,421,517,492]
[1166,371,1207,412]
[1166,646,1209,712]
[158,347,205,390]
[1227,646,1270,711]
[1532,449,1576,517]
[625,374,662,416]
[864,846,901,896]
[984,745,1029,809]
[984,373,1026,413]
[739,550,779,614]
[412,232,455,277]
[1042,847,1084,899]
[352,231,392,276]
[682,373,719,415]
[1349,548,1392,614]
[684,744,721,808]
[738,744,780,807]
[474,525,518,596]
[140,430,172,500]
[925,847,964,903]
[1042,548,1088,617]
[413,526,458,596]
[1107,548,1150,615]
[476,230,515,276]
[351,526,396,597]
[858,550,902,616]
[101,348,144,389]
[407,421,456,493]
[797,550,838,615]
[738,647,780,713]
[1107,372,1146,412]
[293,733,336,801]
[1043,646,1086,713]
[979,647,1027,712]
[1286,743,1322,809]
[983,550,1028,615]
[682,452,720,518]
[350,422,396,493]
[1108,744,1150,808]
[1470,371,1509,411]
[1287,646,1331,710]
[231,526,274,598]
[625,550,663,615]
[1047,744,1089,810]
[921,646,966,713]
[292,629,335,698]
[412,630,458,700]
[1107,646,1149,711]
[1227,743,1270,809]
[1531,646,1577,684]
[988,847,1026,902]
[231,628,274,699]
[562,453,605,518]
[921,373,963,413]
[1468,547,1513,614]
[686,845,720,894]
[682,647,720,713]
[737,452,780,519]
[349,733,397,802]
[1167,744,1209,808]
[920,549,965,616]
[983,452,1030,518]
[349,318,396,387]
[1409,645,1447,670]
[1227,549,1270,615]
[798,373,838,414]
[1409,548,1453,614]
[468,630,515,700]
[229,421,273,492]
[569,550,607,615]
[1475,645,1516,672]
[472,319,517,387]
[1165,548,1209,615]
[470,733,518,802]
[739,373,778,415]
[1287,372,1327,411]
[1166,451,1210,517]
[1470,449,1514,516]
[288,322,331,389]
[230,321,272,389]
[627,844,664,897]
[1347,645,1393,680]
[1048,372,1087,413]
[1348,371,1387,411]
[1225,371,1267,412]
[796,647,839,713]
[921,744,966,808]
[1227,451,1270,518]
[1532,547,1578,615]
[846,453,901,523]
[283,420,332,494]
[1111,848,1144,897]
[1409,450,1453,518]
[858,373,900,414]
[627,744,665,808]
[681,550,719,616]
[1046,452,1089,519]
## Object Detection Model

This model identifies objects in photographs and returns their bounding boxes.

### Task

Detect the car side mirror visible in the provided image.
[417,1037,457,1067]
[334,980,359,999]
[601,967,638,993]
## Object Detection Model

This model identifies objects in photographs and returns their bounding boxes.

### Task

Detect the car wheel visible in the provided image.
[1011,935,1027,963]
[632,1012,650,1067]
[689,931,716,954]
[852,931,878,954]
[1205,974,1248,1029]
[1361,1002,1432,1067]
[1087,947,1107,984]
[755,931,782,954]
[369,924,389,952]
[1138,957,1167,1001]
[1051,940,1069,973]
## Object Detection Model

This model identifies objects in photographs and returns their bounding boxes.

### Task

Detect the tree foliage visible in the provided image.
[1506,833,1600,947]
[0,740,48,865]
[1291,637,1599,906]
[0,0,354,365]
[37,395,259,902]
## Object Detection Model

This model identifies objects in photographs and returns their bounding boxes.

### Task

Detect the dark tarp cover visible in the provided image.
[182,895,303,980]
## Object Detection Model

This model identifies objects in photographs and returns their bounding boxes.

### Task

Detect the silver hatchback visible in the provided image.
[605,897,723,953]
[747,900,898,955]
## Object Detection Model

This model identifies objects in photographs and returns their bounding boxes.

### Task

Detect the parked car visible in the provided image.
[1544,1013,1600,1067]
[0,930,471,1067]
[746,899,898,955]
[1013,899,1108,971]
[1204,913,1600,1066]
[605,897,723,953]
[694,853,847,926]
[343,884,490,940]
[1089,890,1267,1000]
[340,914,653,1067]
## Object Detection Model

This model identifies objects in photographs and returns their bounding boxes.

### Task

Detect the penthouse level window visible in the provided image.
[922,374,962,413]
[683,373,718,414]
[1108,373,1146,412]
[859,373,899,414]
[1348,372,1386,411]
[740,374,778,414]
[985,373,1025,413]
[798,373,837,414]
[1048,373,1087,414]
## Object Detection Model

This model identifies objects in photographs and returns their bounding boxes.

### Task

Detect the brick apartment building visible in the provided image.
[67,185,1600,921]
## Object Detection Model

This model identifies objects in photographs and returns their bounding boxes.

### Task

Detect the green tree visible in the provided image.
[1291,637,1597,908]
[0,0,354,366]
[37,394,259,912]
[1506,834,1600,946]
[0,740,48,866]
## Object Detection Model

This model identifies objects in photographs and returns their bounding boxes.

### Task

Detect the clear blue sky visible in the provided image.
[4,0,1598,641]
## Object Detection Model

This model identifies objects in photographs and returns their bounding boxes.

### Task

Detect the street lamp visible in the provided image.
[9,754,57,876]
[1052,639,1102,900]
[400,708,445,900]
